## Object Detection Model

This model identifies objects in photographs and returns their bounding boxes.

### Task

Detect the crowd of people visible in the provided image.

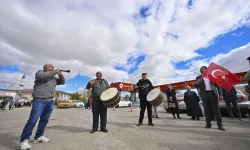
[17,56,250,150]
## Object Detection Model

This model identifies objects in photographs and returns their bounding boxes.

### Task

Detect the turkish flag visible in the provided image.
[203,63,241,91]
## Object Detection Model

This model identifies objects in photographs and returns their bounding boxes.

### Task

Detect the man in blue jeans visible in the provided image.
[19,64,65,150]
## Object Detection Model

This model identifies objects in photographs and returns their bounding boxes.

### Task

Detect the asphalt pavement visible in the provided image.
[1,106,250,150]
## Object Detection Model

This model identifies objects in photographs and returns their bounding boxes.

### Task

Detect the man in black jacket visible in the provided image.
[166,85,182,119]
[134,73,154,126]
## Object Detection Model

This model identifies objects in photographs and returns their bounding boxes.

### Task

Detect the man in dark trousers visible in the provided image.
[134,73,154,126]
[222,87,242,120]
[86,71,110,133]
[195,66,225,131]
[166,85,182,119]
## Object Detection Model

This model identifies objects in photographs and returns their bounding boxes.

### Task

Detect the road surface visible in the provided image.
[0,106,250,150]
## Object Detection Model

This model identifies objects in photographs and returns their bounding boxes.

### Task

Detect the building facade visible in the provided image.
[0,89,72,102]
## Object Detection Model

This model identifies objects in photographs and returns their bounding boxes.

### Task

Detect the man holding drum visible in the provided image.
[134,73,155,126]
[86,71,110,134]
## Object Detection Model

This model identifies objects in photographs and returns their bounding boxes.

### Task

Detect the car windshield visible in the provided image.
[77,101,82,103]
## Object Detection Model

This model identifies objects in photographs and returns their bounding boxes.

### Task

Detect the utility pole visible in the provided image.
[11,73,26,109]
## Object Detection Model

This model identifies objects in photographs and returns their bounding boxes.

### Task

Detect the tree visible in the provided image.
[72,92,81,100]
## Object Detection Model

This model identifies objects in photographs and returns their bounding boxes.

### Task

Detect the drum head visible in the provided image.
[147,88,160,101]
[100,88,118,101]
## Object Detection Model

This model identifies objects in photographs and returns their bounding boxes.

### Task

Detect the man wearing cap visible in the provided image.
[244,57,250,100]
[134,73,154,126]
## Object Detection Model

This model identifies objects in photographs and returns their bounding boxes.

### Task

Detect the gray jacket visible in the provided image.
[86,79,109,98]
[32,70,65,99]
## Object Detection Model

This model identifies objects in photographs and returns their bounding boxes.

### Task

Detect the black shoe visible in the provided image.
[218,125,226,131]
[148,122,154,126]
[137,122,142,126]
[156,116,159,118]
[100,128,108,133]
[90,129,97,134]
[177,116,182,119]
[197,117,200,120]
[204,124,211,129]
[191,117,195,120]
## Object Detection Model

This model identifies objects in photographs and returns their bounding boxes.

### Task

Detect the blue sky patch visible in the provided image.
[56,74,92,92]
[114,54,146,74]
[0,65,21,72]
[175,25,250,70]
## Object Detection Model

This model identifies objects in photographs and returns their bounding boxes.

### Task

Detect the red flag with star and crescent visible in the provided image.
[202,62,241,91]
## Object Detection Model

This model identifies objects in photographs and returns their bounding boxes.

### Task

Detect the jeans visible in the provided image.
[20,99,54,142]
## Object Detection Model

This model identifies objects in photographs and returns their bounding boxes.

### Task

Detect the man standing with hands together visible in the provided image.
[86,71,110,134]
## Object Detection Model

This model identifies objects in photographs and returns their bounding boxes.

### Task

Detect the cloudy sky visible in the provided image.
[0,0,250,93]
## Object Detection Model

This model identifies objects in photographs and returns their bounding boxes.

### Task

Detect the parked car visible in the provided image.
[115,99,132,108]
[219,89,250,115]
[163,89,250,115]
[57,101,71,108]
[71,100,84,108]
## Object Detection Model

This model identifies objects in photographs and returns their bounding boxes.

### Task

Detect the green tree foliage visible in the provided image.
[72,92,81,100]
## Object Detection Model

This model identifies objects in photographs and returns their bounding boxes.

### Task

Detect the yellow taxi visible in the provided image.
[57,100,71,108]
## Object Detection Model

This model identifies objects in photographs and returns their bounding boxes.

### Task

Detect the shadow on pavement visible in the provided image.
[108,122,137,128]
[47,125,90,133]
[0,132,19,150]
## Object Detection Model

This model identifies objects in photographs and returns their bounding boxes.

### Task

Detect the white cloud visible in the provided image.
[0,0,250,89]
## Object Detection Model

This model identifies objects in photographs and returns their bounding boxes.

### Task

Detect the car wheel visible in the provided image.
[128,103,131,107]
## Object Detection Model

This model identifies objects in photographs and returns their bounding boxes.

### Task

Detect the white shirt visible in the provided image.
[203,77,212,91]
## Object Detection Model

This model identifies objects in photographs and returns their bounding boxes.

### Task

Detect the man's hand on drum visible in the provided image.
[134,85,138,89]
[89,80,95,85]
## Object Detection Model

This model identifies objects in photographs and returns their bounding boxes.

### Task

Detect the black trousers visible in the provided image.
[224,97,241,118]
[139,100,153,123]
[92,99,107,130]
[173,99,180,117]
[203,91,222,126]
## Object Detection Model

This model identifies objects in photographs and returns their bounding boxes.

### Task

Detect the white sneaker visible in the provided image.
[33,136,50,143]
[19,139,31,150]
